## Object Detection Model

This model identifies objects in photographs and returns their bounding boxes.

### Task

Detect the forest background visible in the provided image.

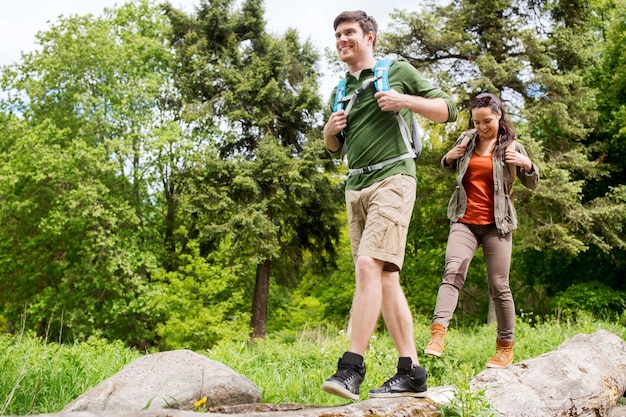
[0,0,625,351]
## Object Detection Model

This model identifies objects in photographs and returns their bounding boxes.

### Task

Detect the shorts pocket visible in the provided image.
[376,207,409,255]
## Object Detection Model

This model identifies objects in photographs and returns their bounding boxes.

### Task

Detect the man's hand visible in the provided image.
[324,110,348,136]
[374,89,405,113]
[324,110,348,152]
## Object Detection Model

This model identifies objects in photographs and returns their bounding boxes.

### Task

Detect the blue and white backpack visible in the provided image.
[333,59,422,176]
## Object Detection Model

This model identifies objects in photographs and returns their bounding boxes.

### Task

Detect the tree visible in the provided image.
[575,0,626,286]
[164,0,344,339]
[0,0,342,347]
[0,0,177,345]
[378,0,626,317]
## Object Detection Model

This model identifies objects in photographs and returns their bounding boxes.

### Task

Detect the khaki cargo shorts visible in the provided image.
[345,174,416,272]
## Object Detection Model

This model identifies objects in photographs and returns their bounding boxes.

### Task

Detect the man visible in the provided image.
[321,10,458,400]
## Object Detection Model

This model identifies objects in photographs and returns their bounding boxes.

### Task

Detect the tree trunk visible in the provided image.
[250,260,270,340]
[162,182,177,272]
[471,330,626,416]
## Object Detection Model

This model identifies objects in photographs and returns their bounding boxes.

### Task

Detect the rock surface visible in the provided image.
[8,393,453,417]
[62,349,261,412]
[471,330,626,416]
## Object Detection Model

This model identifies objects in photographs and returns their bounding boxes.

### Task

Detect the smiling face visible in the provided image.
[334,20,375,68]
[471,106,502,141]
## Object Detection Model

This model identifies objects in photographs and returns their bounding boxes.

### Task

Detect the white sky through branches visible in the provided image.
[0,0,417,99]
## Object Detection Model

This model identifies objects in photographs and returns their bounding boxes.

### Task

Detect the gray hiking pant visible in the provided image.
[432,221,515,341]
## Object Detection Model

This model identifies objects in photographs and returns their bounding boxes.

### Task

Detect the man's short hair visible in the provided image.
[333,10,378,47]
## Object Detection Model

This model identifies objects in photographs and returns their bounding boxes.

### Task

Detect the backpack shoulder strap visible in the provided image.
[338,59,423,174]
[373,59,420,160]
[373,58,392,92]
[332,77,349,159]
[333,77,348,112]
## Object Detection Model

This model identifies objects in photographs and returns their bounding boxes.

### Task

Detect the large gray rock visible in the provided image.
[471,330,626,416]
[62,349,261,412]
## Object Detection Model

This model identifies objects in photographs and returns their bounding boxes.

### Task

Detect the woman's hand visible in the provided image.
[444,143,468,165]
[504,149,532,173]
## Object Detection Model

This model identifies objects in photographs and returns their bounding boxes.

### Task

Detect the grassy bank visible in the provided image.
[1,314,624,415]
[0,333,139,416]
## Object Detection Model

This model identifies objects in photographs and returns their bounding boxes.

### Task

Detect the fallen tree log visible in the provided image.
[471,330,626,416]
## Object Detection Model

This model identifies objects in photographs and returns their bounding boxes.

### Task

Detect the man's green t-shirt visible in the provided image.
[328,60,457,191]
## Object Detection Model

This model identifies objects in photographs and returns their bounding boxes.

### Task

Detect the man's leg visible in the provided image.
[349,255,384,355]
[369,270,428,398]
[324,174,416,400]
[322,255,382,400]
[380,270,417,363]
[323,181,381,401]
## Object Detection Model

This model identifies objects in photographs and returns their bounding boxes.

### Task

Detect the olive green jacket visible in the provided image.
[442,129,540,236]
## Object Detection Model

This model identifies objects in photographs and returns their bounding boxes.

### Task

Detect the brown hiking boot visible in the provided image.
[486,338,514,368]
[424,323,447,357]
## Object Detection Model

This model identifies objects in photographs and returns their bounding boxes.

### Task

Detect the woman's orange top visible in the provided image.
[461,154,495,224]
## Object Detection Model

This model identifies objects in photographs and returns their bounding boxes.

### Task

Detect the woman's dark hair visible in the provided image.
[333,10,378,48]
[470,92,516,156]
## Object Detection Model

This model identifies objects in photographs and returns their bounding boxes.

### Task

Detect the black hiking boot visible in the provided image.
[368,357,428,398]
[322,352,366,400]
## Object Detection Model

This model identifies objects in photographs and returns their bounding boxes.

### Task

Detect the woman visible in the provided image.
[424,92,539,368]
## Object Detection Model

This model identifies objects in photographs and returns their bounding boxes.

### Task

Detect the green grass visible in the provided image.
[206,314,626,412]
[0,332,139,416]
[1,315,624,415]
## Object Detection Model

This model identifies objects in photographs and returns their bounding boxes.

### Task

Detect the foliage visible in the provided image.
[0,0,176,346]
[565,0,626,283]
[551,281,626,319]
[0,0,343,347]
[165,0,344,339]
[149,241,252,351]
[2,316,623,415]
[440,383,496,417]
[376,0,626,320]
[0,332,138,415]
[0,0,626,351]
[381,0,602,252]
[0,117,160,345]
[587,0,626,195]
[269,219,355,330]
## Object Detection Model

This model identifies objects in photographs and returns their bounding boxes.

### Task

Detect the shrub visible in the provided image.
[551,281,626,320]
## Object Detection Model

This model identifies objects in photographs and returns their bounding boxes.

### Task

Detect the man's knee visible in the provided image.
[355,256,384,284]
[356,255,377,270]
[380,271,401,291]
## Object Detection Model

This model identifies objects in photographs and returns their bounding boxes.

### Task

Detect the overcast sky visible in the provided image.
[0,0,417,98]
